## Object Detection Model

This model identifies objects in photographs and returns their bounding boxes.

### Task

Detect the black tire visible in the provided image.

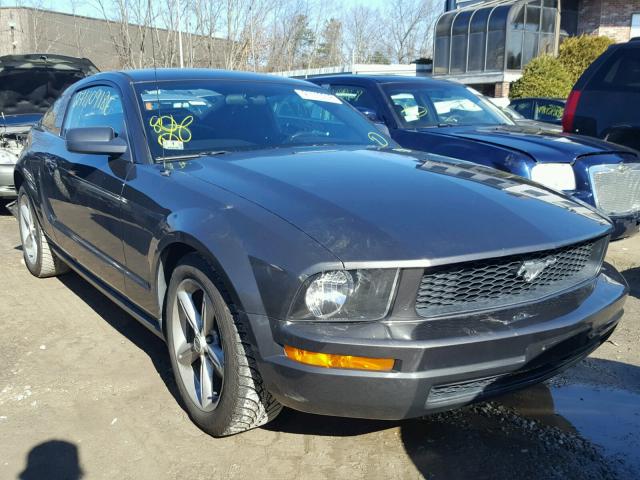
[17,187,69,278]
[165,253,281,437]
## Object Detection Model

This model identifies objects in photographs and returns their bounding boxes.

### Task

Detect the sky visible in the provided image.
[5,0,390,19]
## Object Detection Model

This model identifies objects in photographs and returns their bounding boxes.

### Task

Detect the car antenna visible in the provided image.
[148,0,170,177]
[0,111,6,145]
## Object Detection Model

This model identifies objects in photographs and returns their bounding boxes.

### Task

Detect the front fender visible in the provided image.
[149,199,341,324]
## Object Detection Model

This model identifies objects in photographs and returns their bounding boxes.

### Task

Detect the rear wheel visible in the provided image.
[165,253,281,436]
[17,187,68,278]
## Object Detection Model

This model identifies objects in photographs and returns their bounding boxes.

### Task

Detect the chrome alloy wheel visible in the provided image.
[171,278,224,412]
[19,196,38,265]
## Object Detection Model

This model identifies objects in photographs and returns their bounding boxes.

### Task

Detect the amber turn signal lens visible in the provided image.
[284,346,394,371]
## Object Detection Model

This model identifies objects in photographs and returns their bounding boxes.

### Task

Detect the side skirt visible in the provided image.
[50,243,165,341]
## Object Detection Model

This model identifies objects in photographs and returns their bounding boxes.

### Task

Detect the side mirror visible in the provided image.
[66,127,127,156]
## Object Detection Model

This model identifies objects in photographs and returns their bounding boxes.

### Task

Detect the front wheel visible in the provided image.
[17,187,68,278]
[165,253,281,436]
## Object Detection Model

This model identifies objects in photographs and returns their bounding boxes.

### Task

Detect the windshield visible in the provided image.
[135,80,394,159]
[382,83,513,128]
[0,69,86,115]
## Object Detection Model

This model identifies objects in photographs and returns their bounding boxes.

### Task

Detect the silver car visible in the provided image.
[0,54,98,198]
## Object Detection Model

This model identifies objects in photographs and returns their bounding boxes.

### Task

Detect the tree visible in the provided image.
[383,0,440,64]
[510,55,573,99]
[343,5,383,64]
[370,50,391,65]
[316,18,343,67]
[558,35,614,84]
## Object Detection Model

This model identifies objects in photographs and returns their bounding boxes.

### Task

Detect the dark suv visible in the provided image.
[563,38,640,151]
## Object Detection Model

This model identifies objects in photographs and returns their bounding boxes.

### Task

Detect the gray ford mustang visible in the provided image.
[14,69,628,437]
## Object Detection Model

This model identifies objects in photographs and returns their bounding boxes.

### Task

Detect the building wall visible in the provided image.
[0,7,224,71]
[1,7,124,70]
[578,0,639,43]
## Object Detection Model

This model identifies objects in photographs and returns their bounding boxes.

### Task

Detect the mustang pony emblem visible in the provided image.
[517,257,557,282]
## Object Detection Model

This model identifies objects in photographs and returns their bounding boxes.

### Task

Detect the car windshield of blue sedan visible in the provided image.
[135,81,393,159]
[382,83,513,129]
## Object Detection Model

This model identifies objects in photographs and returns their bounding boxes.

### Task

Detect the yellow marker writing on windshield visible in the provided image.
[149,115,194,146]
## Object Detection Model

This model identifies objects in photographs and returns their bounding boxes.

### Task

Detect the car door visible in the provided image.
[47,84,132,294]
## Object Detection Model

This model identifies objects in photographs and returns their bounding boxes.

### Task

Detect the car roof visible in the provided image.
[309,74,455,86]
[510,97,566,102]
[92,68,315,86]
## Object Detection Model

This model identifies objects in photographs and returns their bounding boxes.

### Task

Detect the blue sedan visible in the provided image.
[310,75,640,239]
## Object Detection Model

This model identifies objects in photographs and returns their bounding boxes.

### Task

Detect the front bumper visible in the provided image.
[609,211,640,240]
[247,264,627,420]
[0,164,16,198]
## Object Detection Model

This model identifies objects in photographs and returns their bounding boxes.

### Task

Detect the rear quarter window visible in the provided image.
[40,94,70,135]
[586,47,640,92]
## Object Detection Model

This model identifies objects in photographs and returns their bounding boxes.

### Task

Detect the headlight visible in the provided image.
[288,269,399,321]
[530,163,576,191]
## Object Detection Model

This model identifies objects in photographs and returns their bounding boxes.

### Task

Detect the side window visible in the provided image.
[587,47,640,92]
[535,100,564,122]
[328,85,378,111]
[511,100,533,118]
[63,86,125,137]
[632,14,640,38]
[390,92,431,124]
[40,94,70,135]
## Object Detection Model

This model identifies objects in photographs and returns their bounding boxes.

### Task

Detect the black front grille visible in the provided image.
[416,238,606,317]
[426,326,614,407]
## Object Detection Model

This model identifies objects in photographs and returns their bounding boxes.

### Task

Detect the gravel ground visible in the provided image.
[0,204,638,480]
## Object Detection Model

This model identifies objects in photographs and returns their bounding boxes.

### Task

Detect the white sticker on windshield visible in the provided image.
[294,89,342,104]
[162,139,184,150]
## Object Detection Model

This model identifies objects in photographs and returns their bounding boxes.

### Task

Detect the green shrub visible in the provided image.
[558,35,614,84]
[509,35,614,99]
[509,55,573,99]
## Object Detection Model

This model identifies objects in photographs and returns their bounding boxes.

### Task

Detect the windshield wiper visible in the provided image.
[417,123,458,129]
[155,150,229,162]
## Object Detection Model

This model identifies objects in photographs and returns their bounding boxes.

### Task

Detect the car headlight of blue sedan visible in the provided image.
[530,163,577,191]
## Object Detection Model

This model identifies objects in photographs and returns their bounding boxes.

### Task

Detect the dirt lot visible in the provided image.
[0,204,639,480]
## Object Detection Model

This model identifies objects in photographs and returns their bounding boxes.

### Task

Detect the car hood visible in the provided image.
[426,124,636,163]
[512,119,562,132]
[0,114,41,129]
[184,147,612,265]
[0,54,97,116]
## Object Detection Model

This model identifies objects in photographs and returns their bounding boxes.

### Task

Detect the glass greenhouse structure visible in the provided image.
[433,0,561,77]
